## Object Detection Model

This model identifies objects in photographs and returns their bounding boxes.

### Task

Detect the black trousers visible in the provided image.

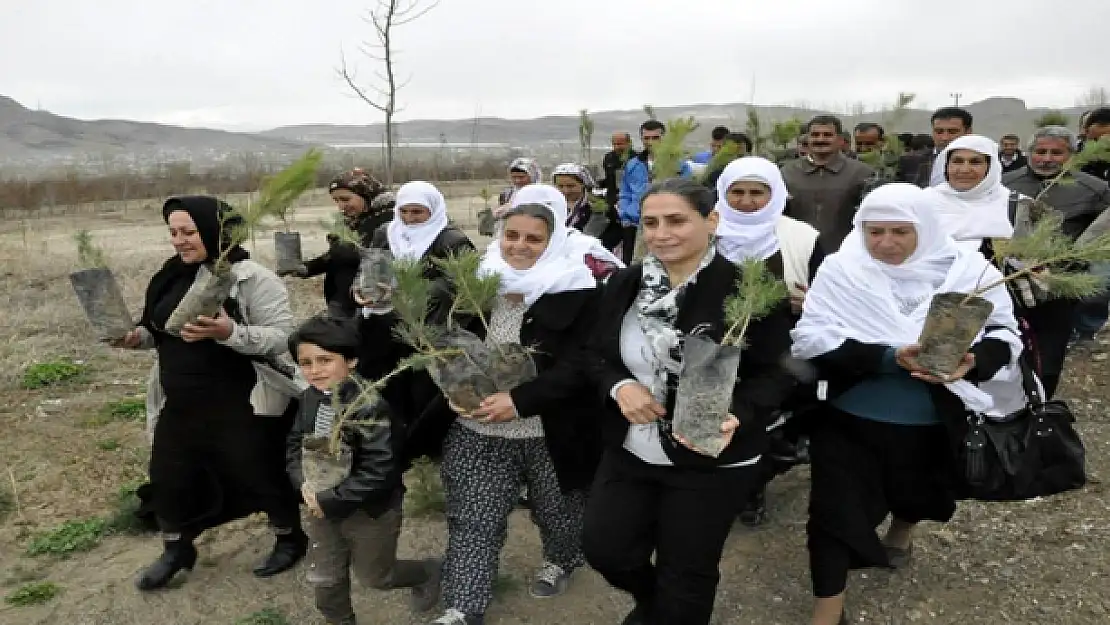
[620,225,638,264]
[1021,298,1077,398]
[583,448,756,625]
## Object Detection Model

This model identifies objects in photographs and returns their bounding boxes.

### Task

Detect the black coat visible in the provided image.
[355,225,476,463]
[304,208,395,317]
[587,254,796,468]
[406,288,606,492]
[285,380,403,520]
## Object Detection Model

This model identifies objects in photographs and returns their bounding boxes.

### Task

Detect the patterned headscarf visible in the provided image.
[328,168,385,205]
[551,162,597,189]
[508,158,542,185]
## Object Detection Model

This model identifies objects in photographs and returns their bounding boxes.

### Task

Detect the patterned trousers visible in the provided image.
[440,423,587,616]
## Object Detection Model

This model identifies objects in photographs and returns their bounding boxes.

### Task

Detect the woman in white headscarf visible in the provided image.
[791,183,1022,625]
[714,156,828,526]
[355,181,476,465]
[924,135,1015,253]
[924,135,1038,414]
[430,184,606,625]
[715,156,825,315]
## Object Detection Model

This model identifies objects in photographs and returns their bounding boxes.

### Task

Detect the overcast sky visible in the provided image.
[1,0,1105,132]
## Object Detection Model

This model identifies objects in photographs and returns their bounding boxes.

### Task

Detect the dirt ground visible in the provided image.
[0,187,1107,625]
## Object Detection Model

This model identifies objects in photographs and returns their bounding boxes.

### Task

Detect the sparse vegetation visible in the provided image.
[4,581,61,607]
[21,358,87,389]
[1033,110,1071,128]
[234,607,291,625]
[104,482,149,535]
[95,438,120,451]
[83,396,146,426]
[25,518,107,557]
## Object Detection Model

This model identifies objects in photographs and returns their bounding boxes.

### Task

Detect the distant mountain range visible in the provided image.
[0,94,1093,175]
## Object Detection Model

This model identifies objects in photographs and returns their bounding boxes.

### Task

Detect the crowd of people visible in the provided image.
[106,104,1110,625]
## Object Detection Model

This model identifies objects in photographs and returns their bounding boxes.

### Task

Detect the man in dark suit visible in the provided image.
[999,134,1028,173]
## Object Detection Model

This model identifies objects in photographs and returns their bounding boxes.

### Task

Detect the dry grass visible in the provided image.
[0,193,1107,624]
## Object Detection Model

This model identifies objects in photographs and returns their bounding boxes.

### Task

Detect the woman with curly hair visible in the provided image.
[282,168,396,317]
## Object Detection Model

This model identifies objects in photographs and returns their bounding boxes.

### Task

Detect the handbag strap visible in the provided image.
[984,323,1045,409]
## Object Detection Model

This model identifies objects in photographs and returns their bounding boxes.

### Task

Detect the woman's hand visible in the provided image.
[897,345,975,384]
[615,383,666,424]
[180,310,234,343]
[675,414,740,456]
[109,328,143,349]
[301,483,324,519]
[447,400,474,419]
[911,353,976,384]
[471,392,518,423]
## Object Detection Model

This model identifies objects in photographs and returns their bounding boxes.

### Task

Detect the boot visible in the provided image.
[135,536,198,591]
[253,526,308,577]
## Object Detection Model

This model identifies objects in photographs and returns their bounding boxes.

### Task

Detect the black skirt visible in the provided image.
[137,392,297,534]
[807,406,957,572]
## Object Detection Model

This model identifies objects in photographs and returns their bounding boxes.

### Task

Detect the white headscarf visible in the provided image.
[791,183,1022,415]
[479,184,600,306]
[924,135,1014,251]
[386,181,449,260]
[714,156,787,262]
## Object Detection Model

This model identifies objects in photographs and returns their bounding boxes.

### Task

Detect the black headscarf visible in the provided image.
[140,196,251,332]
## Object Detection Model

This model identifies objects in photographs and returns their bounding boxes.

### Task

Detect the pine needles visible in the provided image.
[73,230,107,269]
[721,258,788,346]
[434,250,501,333]
[258,149,323,232]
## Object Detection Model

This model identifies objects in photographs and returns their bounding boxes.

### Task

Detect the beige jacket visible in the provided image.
[136,260,308,440]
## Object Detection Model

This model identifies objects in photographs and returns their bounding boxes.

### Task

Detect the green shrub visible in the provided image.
[26,518,107,557]
[84,396,146,426]
[21,358,87,389]
[4,581,60,606]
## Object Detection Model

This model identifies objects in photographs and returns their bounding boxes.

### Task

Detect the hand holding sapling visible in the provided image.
[179,311,234,343]
[471,392,517,423]
[675,414,739,456]
[109,328,143,349]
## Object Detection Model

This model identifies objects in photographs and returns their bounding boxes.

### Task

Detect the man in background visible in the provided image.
[913,107,973,187]
[693,125,730,165]
[853,122,885,154]
[999,134,1027,173]
[598,132,634,211]
[617,120,693,262]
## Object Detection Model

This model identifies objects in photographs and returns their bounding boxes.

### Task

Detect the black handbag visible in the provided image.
[962,356,1087,501]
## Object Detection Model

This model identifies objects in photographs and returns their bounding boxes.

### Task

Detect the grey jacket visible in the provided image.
[1002,168,1110,242]
[780,152,875,251]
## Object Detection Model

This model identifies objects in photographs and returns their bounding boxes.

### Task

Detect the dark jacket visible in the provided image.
[369,223,475,325]
[355,225,476,463]
[1000,151,1028,174]
[285,380,403,520]
[415,288,606,492]
[567,196,623,252]
[598,149,633,209]
[304,207,395,317]
[1002,167,1110,241]
[587,254,796,468]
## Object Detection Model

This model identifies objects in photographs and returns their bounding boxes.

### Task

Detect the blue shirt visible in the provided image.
[617,156,694,224]
[831,347,940,426]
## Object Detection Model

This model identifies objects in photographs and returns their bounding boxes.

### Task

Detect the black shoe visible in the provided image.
[135,539,198,591]
[253,529,308,578]
[738,489,768,527]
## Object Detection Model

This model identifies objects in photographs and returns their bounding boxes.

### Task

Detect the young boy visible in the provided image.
[286,315,441,625]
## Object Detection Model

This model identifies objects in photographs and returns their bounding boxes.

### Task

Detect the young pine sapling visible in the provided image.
[672,259,787,457]
[69,230,133,342]
[263,149,324,273]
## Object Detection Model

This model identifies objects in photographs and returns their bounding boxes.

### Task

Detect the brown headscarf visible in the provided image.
[328,168,385,205]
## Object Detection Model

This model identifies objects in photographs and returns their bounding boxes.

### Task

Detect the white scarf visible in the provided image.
[791,183,1022,415]
[924,135,1014,251]
[386,181,449,260]
[480,184,598,306]
[714,156,787,262]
